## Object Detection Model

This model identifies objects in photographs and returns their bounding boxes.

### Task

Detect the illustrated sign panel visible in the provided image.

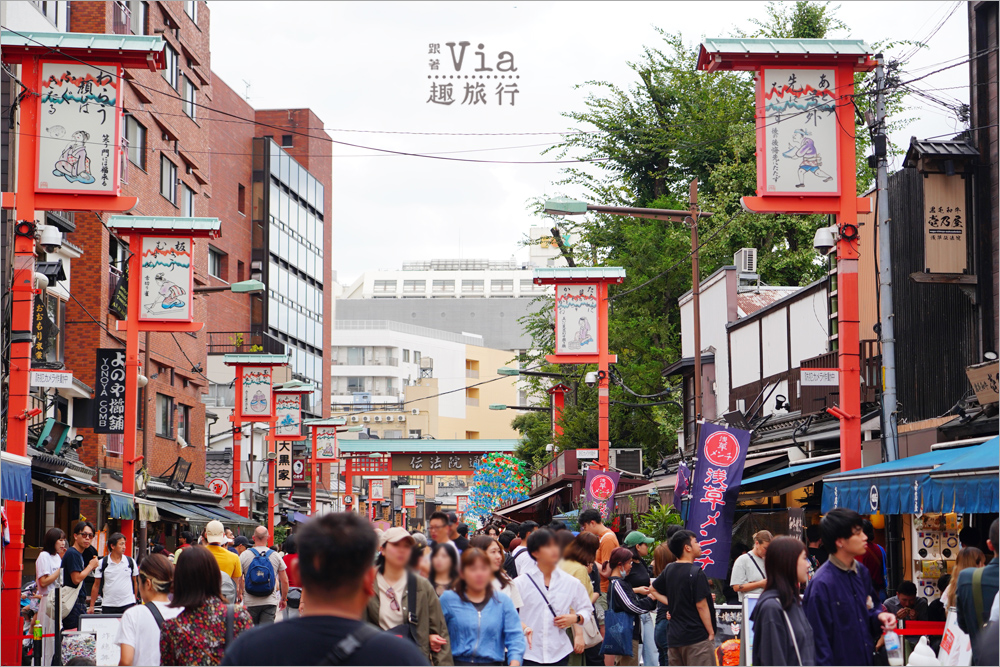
[208,478,230,497]
[922,173,967,274]
[275,441,293,489]
[275,394,301,438]
[369,478,386,501]
[583,468,620,519]
[685,423,751,579]
[37,62,121,195]
[555,284,598,355]
[94,348,126,434]
[315,427,339,460]
[140,236,194,322]
[392,453,482,473]
[759,68,839,195]
[239,366,272,419]
[402,488,417,508]
[292,459,306,484]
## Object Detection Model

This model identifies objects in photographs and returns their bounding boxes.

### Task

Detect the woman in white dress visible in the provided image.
[35,528,66,667]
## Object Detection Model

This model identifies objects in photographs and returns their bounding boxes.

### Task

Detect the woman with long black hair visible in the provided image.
[430,542,459,597]
[601,547,655,666]
[750,536,816,666]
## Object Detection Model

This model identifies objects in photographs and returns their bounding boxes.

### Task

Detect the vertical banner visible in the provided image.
[314,427,338,459]
[37,62,121,195]
[759,67,839,195]
[94,348,126,434]
[673,460,691,512]
[275,440,293,489]
[275,394,301,437]
[583,468,621,520]
[139,236,194,322]
[788,507,805,542]
[32,297,48,364]
[555,284,598,355]
[239,366,272,419]
[685,423,751,579]
[922,173,967,273]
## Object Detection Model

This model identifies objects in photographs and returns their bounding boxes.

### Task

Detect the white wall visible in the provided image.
[679,268,734,419]
[789,291,829,366]
[761,309,789,377]
[730,321,761,388]
[2,1,68,32]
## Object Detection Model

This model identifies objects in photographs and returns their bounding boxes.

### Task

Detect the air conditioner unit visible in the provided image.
[609,448,644,475]
[385,415,394,422]
[350,416,359,423]
[411,408,419,416]
[398,415,406,422]
[735,248,758,274]
[362,416,371,423]
[374,415,382,423]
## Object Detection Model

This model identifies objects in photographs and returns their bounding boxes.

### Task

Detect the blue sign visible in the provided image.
[685,423,751,579]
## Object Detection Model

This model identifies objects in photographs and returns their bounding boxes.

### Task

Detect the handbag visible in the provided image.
[599,580,634,657]
[45,570,83,621]
[579,610,603,648]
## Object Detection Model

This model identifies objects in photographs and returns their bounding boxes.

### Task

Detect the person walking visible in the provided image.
[806,524,827,569]
[802,508,897,666]
[650,530,716,666]
[440,548,527,666]
[600,547,656,666]
[750,536,815,666]
[222,513,429,666]
[731,530,771,602]
[942,546,986,607]
[174,531,196,562]
[202,521,241,603]
[514,529,592,666]
[649,542,676,666]
[89,531,138,614]
[365,527,452,665]
[281,534,302,620]
[35,528,66,667]
[159,545,253,666]
[559,532,601,667]
[578,509,619,625]
[239,526,288,625]
[471,535,534,651]
[957,519,999,663]
[429,512,457,552]
[431,542,460,596]
[116,553,182,666]
[857,520,887,603]
[621,532,657,667]
[508,522,540,577]
[454,524,471,553]
[62,521,100,630]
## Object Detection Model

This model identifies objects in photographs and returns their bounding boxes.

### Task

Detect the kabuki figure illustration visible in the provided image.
[144,273,187,315]
[52,129,96,185]
[782,129,834,187]
[575,316,593,347]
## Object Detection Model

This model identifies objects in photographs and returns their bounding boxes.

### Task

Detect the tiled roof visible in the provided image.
[738,288,800,316]
[205,450,231,485]
[903,138,979,168]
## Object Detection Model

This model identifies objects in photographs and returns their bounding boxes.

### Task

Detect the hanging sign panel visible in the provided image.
[922,173,967,274]
[315,427,339,460]
[239,366,273,420]
[555,283,598,355]
[37,62,122,195]
[94,348,126,434]
[139,236,194,322]
[275,441,293,489]
[758,67,840,196]
[275,394,301,438]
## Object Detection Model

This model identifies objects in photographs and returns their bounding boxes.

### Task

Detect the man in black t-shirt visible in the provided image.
[222,513,428,666]
[63,521,100,629]
[650,530,716,667]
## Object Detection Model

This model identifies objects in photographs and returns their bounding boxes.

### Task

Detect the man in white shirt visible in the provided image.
[89,531,137,614]
[239,526,289,625]
[511,521,539,576]
[731,530,771,601]
[515,528,592,665]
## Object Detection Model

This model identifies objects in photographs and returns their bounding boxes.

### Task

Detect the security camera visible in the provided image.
[812,224,839,256]
[585,371,598,388]
[37,224,63,254]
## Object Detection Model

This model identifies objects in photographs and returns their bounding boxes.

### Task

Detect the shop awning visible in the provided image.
[154,500,217,527]
[821,445,977,514]
[494,486,565,517]
[287,511,311,524]
[924,437,999,514]
[108,491,135,519]
[136,499,160,522]
[1,452,33,502]
[741,458,841,495]
[195,504,257,528]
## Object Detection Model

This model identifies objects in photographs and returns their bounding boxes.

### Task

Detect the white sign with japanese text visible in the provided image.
[801,369,839,386]
[275,394,301,438]
[139,237,194,322]
[555,284,598,355]
[314,426,339,460]
[30,369,74,389]
[760,68,839,195]
[240,366,272,418]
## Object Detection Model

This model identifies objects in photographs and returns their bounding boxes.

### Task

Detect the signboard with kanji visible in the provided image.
[275,394,301,438]
[37,62,122,195]
[369,478,386,501]
[292,459,306,484]
[758,67,840,196]
[801,369,839,386]
[315,427,339,460]
[275,440,293,489]
[555,284,598,355]
[402,488,417,508]
[583,469,620,519]
[94,348,126,434]
[391,453,481,473]
[456,495,469,514]
[238,366,273,420]
[922,173,967,274]
[139,236,194,322]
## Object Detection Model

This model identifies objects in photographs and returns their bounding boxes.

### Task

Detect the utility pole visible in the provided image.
[138,330,151,562]
[874,54,899,462]
[689,179,703,424]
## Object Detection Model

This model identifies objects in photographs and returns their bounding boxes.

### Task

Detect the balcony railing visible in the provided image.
[466,368,480,379]
[108,264,124,296]
[112,1,132,35]
[207,331,286,356]
[466,397,480,407]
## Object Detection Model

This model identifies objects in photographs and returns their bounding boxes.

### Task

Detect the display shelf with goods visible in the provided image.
[911,512,962,601]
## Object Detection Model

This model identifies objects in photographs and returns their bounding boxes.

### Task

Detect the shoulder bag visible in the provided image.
[779,606,803,666]
[320,624,382,665]
[385,572,418,643]
[599,579,634,657]
[45,570,83,620]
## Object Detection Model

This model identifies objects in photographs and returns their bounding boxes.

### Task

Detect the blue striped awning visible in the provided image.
[108,491,135,519]
[924,438,999,514]
[1,453,32,502]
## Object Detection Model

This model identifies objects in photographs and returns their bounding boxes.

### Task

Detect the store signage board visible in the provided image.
[275,441,293,489]
[94,348,125,434]
[275,394,301,438]
[36,62,122,196]
[923,173,967,274]
[139,236,194,322]
[315,427,339,460]
[239,366,273,420]
[555,284,598,355]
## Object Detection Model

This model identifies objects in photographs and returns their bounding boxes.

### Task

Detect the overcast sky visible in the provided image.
[209,1,970,284]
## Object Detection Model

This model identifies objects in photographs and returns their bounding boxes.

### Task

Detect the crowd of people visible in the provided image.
[21,508,1000,666]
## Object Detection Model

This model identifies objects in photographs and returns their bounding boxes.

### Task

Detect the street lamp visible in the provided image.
[489,404,549,412]
[193,279,265,294]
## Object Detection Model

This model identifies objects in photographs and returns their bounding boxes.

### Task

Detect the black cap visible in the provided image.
[233,535,252,547]
[447,512,459,524]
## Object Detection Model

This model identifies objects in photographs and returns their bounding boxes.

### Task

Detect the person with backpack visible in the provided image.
[160,545,253,666]
[89,531,139,614]
[116,553,182,666]
[507,521,539,578]
[239,526,289,625]
[222,513,429,666]
[203,520,242,604]
[957,518,999,664]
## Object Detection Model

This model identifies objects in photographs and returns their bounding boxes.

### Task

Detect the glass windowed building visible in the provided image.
[252,138,325,417]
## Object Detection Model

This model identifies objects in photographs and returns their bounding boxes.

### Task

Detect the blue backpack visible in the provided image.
[244,548,277,597]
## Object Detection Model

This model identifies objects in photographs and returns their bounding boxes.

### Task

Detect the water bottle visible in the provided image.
[32,620,42,641]
[885,629,903,666]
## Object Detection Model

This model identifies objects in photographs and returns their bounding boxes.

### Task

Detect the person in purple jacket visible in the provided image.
[802,509,897,666]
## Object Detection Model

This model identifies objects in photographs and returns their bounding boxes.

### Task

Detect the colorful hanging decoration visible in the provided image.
[466,453,530,521]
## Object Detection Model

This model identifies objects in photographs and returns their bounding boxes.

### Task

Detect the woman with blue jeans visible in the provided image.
[650,542,677,665]
[440,547,526,666]
[623,532,659,666]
